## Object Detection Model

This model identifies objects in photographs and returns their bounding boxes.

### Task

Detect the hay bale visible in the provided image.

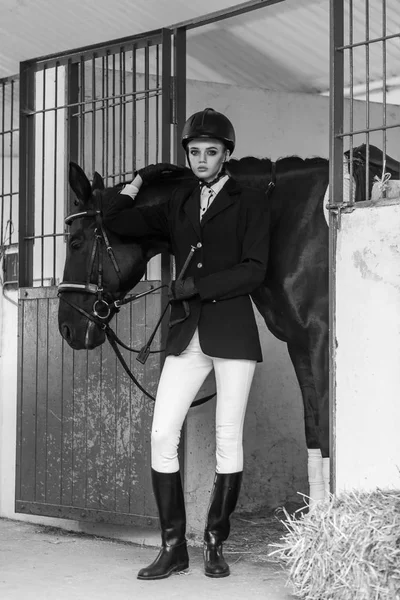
[271,489,400,600]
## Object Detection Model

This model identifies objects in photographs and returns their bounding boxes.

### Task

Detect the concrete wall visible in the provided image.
[335,199,400,492]
[1,74,400,539]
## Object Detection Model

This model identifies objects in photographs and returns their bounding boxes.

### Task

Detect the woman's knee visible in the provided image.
[151,426,179,457]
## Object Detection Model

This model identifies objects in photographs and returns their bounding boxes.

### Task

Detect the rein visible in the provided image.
[58,194,214,408]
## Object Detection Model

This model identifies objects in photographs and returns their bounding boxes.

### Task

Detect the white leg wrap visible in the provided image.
[322,457,330,499]
[307,448,324,508]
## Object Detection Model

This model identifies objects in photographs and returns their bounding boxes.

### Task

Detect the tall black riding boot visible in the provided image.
[137,469,189,580]
[204,471,243,578]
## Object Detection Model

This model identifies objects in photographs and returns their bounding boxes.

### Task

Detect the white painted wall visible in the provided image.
[335,199,400,492]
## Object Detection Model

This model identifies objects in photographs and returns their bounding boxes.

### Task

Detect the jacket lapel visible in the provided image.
[200,177,241,228]
[183,184,202,238]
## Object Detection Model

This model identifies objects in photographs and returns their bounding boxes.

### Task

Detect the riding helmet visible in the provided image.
[181,108,236,153]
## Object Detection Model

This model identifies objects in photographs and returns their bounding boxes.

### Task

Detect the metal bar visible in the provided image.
[131,44,137,176]
[329,0,345,496]
[348,0,354,205]
[173,0,284,30]
[337,122,400,137]
[18,61,36,287]
[79,57,86,171]
[365,0,370,202]
[24,32,163,71]
[174,28,186,167]
[91,56,96,178]
[161,31,172,164]
[144,45,150,166]
[105,53,110,181]
[101,56,106,177]
[112,54,116,180]
[337,31,400,50]
[40,67,47,286]
[9,79,15,238]
[53,65,59,284]
[24,233,69,240]
[19,86,162,119]
[155,44,160,163]
[0,74,19,85]
[1,81,4,242]
[121,49,126,181]
[0,127,20,136]
[382,0,387,185]
[119,49,123,180]
[66,62,79,213]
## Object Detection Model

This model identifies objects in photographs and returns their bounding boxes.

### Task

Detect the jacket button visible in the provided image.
[196,242,202,248]
[212,300,217,303]
[197,262,203,269]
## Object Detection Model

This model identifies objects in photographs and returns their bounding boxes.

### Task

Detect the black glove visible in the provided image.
[169,277,198,301]
[136,163,182,185]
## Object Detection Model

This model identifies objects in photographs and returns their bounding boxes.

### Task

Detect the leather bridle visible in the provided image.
[58,193,213,408]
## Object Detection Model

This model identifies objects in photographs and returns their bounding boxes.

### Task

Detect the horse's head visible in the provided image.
[345,144,400,202]
[58,163,157,350]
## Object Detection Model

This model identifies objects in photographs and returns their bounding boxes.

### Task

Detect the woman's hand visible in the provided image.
[169,277,198,301]
[136,163,182,185]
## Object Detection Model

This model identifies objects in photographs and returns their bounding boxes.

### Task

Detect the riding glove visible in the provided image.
[169,277,198,301]
[136,163,182,185]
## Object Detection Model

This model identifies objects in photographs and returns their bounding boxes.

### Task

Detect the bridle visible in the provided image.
[58,191,213,408]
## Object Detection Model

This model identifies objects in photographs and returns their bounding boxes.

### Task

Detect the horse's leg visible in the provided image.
[307,322,330,499]
[287,343,325,506]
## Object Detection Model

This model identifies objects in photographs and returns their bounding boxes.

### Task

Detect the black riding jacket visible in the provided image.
[103,177,270,361]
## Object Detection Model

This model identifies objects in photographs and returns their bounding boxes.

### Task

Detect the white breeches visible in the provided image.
[151,329,257,474]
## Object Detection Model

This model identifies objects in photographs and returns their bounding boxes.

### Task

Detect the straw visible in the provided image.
[270,489,400,600]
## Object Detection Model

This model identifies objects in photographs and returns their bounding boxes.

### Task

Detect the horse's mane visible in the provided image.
[105,154,329,196]
[226,155,328,190]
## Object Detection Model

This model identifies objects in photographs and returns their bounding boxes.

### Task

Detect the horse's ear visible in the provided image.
[69,162,92,204]
[92,171,105,191]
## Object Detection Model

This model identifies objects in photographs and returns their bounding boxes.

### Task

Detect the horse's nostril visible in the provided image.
[61,324,72,342]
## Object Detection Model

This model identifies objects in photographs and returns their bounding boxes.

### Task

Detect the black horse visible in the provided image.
[58,145,400,498]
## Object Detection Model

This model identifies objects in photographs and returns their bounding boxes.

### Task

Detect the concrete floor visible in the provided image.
[0,518,294,600]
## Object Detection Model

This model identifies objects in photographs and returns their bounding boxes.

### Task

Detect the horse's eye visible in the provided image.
[70,237,82,250]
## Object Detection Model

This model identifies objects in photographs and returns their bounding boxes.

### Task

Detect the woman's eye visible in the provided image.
[208,151,217,156]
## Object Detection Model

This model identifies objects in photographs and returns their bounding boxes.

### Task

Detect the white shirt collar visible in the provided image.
[200,174,230,197]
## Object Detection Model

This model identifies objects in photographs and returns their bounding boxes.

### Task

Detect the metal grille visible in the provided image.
[330,0,400,208]
[18,29,177,288]
[0,75,19,285]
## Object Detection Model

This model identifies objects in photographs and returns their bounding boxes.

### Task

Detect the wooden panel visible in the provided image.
[19,298,38,501]
[16,283,162,525]
[35,298,49,503]
[46,297,63,505]
[114,302,133,515]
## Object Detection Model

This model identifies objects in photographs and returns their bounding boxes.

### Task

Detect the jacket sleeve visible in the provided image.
[103,193,170,239]
[195,191,269,301]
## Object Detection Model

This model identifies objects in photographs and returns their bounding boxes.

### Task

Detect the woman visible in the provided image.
[103,108,270,580]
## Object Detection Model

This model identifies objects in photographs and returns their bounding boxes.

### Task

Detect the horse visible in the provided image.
[58,146,400,503]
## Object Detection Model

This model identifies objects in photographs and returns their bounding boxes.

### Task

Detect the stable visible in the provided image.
[0,0,399,541]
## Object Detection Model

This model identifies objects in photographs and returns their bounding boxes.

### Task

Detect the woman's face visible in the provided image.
[187,138,229,183]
